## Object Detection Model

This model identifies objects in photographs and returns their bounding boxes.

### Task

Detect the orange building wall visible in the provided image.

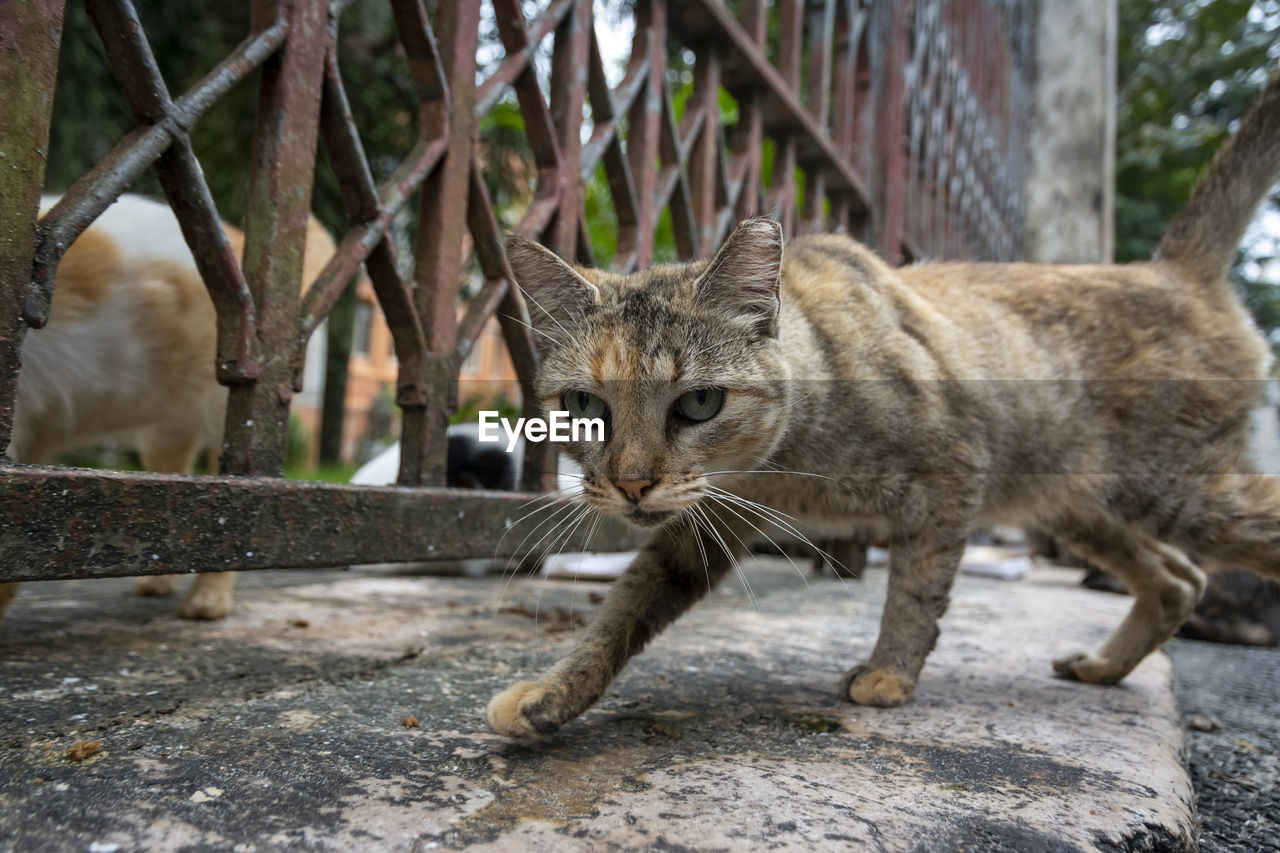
[301,280,521,465]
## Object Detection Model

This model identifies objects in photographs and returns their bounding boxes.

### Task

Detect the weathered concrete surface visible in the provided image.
[1169,639,1280,852]
[0,559,1195,851]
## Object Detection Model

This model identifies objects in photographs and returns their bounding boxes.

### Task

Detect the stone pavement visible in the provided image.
[0,557,1199,851]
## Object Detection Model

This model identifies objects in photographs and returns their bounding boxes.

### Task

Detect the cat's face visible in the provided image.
[507,219,791,528]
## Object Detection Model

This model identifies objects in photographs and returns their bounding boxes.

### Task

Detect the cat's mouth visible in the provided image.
[623,506,677,528]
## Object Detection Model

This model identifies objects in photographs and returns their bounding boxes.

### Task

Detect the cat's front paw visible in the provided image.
[843,665,916,707]
[1051,651,1125,685]
[487,681,565,739]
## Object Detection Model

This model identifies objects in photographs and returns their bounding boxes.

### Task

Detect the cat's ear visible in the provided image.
[504,234,601,341]
[693,217,783,337]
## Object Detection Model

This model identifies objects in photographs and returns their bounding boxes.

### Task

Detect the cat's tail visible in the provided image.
[1156,71,1280,283]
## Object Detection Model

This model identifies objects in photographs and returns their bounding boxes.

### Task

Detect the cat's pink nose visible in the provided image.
[614,479,654,503]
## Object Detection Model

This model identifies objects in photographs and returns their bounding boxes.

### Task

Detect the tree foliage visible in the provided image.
[1116,0,1280,344]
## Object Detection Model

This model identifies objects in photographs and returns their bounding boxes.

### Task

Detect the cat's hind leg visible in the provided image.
[1170,473,1280,579]
[1051,520,1205,684]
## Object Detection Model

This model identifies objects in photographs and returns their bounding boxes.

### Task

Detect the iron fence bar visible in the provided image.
[676,0,872,213]
[86,0,265,387]
[548,0,591,261]
[0,465,640,581]
[0,0,65,457]
[871,0,908,265]
[581,29,647,271]
[474,0,577,117]
[404,0,478,487]
[388,0,449,105]
[807,0,836,133]
[295,131,449,352]
[581,29,649,175]
[458,164,518,358]
[490,0,566,179]
[802,0,835,235]
[728,1,765,225]
[381,0,455,487]
[779,0,804,91]
[307,49,429,414]
[627,0,666,268]
[222,0,328,476]
[298,55,386,333]
[25,19,288,333]
[658,85,699,260]
[690,46,722,257]
[460,160,545,491]
[0,0,1032,583]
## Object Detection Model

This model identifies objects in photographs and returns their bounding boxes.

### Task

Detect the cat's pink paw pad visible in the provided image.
[1052,651,1123,685]
[487,682,560,739]
[134,576,177,598]
[845,667,915,707]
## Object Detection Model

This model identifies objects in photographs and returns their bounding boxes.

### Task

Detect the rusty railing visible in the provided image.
[0,0,1030,582]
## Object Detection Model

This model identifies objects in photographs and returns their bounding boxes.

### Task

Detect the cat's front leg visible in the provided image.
[487,517,743,739]
[844,531,968,707]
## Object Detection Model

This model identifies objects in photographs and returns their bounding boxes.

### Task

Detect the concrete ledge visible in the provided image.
[0,559,1194,851]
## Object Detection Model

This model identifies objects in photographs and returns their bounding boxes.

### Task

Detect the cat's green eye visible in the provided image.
[563,390,608,420]
[674,388,725,423]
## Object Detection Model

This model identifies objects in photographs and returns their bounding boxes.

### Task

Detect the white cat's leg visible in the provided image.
[136,435,214,609]
[0,583,18,619]
[488,516,748,738]
[845,532,968,707]
[1051,524,1205,684]
[177,572,238,620]
[134,575,178,597]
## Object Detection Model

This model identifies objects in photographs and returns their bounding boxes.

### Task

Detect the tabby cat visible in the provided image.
[1,195,334,621]
[486,73,1280,739]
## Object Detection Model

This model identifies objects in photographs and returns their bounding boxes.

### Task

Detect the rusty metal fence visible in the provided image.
[0,0,1030,583]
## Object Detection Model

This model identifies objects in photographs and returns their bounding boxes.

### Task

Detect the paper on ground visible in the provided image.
[541,551,639,580]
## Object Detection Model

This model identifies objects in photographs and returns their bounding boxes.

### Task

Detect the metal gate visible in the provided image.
[0,0,1031,583]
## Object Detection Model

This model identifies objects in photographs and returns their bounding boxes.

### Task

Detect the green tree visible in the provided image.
[1116,0,1280,345]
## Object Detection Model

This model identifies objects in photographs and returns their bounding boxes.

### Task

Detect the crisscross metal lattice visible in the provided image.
[0,0,1031,582]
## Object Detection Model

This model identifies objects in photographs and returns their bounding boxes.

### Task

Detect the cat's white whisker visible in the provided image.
[704,493,815,598]
[684,514,713,592]
[530,503,597,641]
[696,502,759,612]
[498,311,564,346]
[781,390,817,410]
[497,499,584,600]
[688,506,728,598]
[681,511,718,596]
[562,506,607,630]
[702,485,854,581]
[493,492,578,565]
[510,284,578,342]
[702,469,850,488]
